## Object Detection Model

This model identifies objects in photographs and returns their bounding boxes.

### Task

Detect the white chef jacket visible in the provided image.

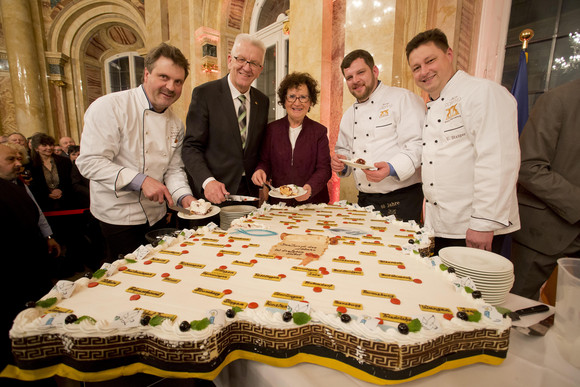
[422,70,520,238]
[76,86,192,226]
[335,82,424,193]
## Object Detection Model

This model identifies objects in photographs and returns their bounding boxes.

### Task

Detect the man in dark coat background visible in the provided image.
[511,78,580,300]
[0,143,56,379]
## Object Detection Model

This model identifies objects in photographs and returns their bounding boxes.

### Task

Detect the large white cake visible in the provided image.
[7,203,510,383]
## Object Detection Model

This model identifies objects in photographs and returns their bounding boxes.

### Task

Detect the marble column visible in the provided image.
[0,0,47,136]
[45,52,70,140]
[321,0,346,204]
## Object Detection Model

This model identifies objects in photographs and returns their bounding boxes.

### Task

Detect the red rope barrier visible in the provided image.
[43,208,90,217]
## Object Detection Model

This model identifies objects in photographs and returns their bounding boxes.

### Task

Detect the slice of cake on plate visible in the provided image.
[188,199,212,215]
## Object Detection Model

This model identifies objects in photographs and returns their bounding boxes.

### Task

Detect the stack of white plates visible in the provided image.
[219,205,256,230]
[439,247,514,305]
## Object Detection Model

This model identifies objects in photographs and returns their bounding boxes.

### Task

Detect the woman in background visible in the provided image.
[29,133,74,211]
[252,72,331,205]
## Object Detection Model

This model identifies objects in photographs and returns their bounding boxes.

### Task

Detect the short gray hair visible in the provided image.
[231,33,266,63]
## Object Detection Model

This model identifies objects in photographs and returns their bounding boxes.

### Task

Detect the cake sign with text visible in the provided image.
[268,234,328,262]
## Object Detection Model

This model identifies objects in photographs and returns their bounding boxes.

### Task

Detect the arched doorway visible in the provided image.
[47,0,145,139]
[251,0,290,121]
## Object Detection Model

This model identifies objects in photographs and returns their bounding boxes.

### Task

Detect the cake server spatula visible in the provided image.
[515,313,554,336]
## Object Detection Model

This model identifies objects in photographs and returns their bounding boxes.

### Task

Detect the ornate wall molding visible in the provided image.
[45,51,69,86]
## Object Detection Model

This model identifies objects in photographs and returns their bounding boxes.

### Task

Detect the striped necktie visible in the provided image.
[237,94,247,147]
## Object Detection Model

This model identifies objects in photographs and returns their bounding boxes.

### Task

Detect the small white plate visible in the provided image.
[269,186,307,199]
[342,159,377,170]
[177,205,221,220]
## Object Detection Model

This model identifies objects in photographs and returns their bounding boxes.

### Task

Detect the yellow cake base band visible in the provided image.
[0,350,505,384]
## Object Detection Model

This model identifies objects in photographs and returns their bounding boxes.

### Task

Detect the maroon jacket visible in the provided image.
[255,115,331,205]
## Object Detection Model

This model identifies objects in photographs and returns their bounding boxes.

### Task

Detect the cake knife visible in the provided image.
[508,304,550,321]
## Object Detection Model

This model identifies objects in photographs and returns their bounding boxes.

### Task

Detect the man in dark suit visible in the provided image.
[511,78,580,300]
[182,34,269,203]
[0,143,56,376]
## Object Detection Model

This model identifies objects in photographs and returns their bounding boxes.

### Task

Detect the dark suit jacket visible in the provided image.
[182,75,269,198]
[513,78,580,255]
[256,115,331,205]
[29,154,75,211]
[1,178,53,369]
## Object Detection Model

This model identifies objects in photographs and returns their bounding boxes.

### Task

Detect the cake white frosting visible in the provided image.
[11,203,509,348]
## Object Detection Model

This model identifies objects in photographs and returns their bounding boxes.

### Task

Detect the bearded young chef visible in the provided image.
[76,43,196,263]
[406,29,520,255]
[331,49,425,222]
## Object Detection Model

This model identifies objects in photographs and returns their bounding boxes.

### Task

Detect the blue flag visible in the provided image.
[511,49,529,135]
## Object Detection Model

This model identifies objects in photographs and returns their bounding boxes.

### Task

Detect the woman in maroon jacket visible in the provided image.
[252,72,331,205]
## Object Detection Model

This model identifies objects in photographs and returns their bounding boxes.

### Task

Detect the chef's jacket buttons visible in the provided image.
[354,136,357,140]
[368,117,372,120]
[420,162,423,166]
[425,199,429,203]
[433,202,438,205]
[422,142,426,146]
[363,150,367,153]
[427,106,430,110]
[352,151,355,155]
[434,140,438,143]
[355,122,358,124]
[368,184,371,187]
[441,98,445,101]
[355,107,358,110]
[366,134,369,137]
[358,183,361,186]
[425,124,428,127]
[429,161,433,164]
[437,119,441,123]
[430,183,433,186]
[371,100,374,103]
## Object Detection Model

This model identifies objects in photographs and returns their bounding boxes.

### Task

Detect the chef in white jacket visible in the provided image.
[331,49,424,222]
[406,29,520,255]
[77,43,195,262]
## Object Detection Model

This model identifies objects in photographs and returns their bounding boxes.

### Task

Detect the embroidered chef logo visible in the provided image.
[445,104,460,122]
[379,109,389,118]
[170,126,181,146]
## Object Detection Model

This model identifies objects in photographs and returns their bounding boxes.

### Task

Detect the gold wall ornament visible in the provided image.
[283,9,290,35]
[201,62,219,73]
[50,79,66,87]
[519,29,534,50]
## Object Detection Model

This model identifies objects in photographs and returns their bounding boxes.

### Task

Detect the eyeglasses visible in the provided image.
[286,94,310,103]
[233,56,263,70]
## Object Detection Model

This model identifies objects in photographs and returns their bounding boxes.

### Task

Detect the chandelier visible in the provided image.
[552,31,580,72]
